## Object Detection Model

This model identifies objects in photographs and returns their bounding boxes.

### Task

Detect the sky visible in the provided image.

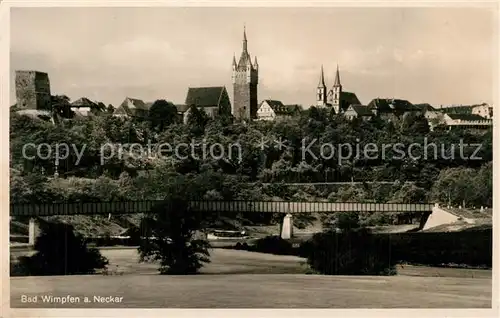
[10,6,496,108]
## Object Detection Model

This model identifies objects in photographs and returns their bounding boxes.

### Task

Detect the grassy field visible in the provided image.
[10,248,492,308]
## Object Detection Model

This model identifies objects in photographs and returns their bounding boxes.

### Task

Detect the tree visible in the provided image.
[400,113,429,134]
[336,212,361,231]
[10,171,61,204]
[138,199,211,274]
[186,104,209,135]
[51,95,74,118]
[472,162,492,207]
[390,183,427,203]
[431,167,477,207]
[136,175,214,274]
[149,99,178,131]
[306,228,396,275]
[13,219,108,276]
[106,104,115,114]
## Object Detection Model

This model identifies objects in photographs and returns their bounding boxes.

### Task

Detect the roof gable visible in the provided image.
[413,103,436,112]
[124,97,148,110]
[115,97,150,117]
[71,97,97,108]
[263,99,284,109]
[441,105,474,114]
[341,92,361,105]
[185,87,226,107]
[348,104,373,116]
[367,98,417,112]
[447,113,488,121]
[261,100,299,115]
[176,104,189,113]
[285,104,302,112]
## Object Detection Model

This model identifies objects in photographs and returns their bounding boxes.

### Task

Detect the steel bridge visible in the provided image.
[10,200,434,217]
[10,200,436,244]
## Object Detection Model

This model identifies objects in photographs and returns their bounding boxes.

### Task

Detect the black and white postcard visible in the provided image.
[2,1,498,318]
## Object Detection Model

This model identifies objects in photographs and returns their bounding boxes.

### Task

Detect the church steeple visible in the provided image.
[316,65,327,107]
[330,64,342,114]
[318,64,326,87]
[333,64,341,87]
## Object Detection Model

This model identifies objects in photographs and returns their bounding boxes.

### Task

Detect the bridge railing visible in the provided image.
[10,200,435,217]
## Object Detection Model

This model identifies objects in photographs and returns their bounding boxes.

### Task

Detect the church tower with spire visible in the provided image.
[328,64,343,114]
[232,26,258,120]
[316,65,327,107]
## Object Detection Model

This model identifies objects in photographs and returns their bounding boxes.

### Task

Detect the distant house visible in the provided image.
[175,104,189,123]
[367,98,419,119]
[181,86,231,124]
[256,100,301,121]
[413,103,436,115]
[343,104,374,121]
[70,97,104,117]
[442,113,492,131]
[471,103,493,119]
[113,97,151,119]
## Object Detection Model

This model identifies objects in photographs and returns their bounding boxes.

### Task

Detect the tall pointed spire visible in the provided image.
[232,53,237,66]
[243,24,248,53]
[333,64,341,86]
[318,65,326,86]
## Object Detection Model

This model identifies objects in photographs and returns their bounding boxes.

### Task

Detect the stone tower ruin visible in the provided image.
[15,70,52,110]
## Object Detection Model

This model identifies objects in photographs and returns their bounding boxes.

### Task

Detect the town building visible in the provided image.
[471,103,493,119]
[113,97,151,119]
[442,113,492,131]
[70,97,105,117]
[316,65,361,114]
[343,104,374,121]
[15,70,52,111]
[256,100,301,121]
[367,98,420,120]
[232,27,258,120]
[426,103,494,131]
[181,86,232,124]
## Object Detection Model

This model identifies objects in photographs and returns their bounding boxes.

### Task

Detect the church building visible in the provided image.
[232,27,259,120]
[316,65,361,114]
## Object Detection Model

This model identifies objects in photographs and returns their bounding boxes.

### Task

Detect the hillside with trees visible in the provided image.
[9,103,493,234]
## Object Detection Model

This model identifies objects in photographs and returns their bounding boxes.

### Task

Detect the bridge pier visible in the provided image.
[28,218,40,246]
[422,203,457,231]
[280,213,293,239]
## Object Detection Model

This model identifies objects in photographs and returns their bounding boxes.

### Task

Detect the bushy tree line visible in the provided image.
[12,219,109,276]
[10,103,492,208]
